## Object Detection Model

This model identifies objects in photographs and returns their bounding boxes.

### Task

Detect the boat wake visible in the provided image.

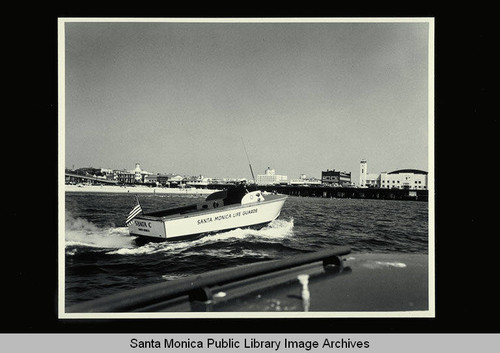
[65,213,134,253]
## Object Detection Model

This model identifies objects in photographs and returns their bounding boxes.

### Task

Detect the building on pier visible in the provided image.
[359,160,427,189]
[256,167,288,185]
[290,174,321,186]
[321,169,352,187]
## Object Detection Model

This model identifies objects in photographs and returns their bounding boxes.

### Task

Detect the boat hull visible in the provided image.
[132,221,272,245]
[128,194,287,242]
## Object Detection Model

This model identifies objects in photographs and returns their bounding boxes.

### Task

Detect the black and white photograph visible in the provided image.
[59,18,434,318]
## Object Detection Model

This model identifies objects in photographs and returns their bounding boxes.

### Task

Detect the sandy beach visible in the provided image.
[65,184,217,195]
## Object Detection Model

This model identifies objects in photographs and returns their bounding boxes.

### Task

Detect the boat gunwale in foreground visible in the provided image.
[65,247,429,314]
[66,246,351,313]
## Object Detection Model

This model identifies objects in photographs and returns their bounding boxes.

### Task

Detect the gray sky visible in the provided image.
[64,19,430,183]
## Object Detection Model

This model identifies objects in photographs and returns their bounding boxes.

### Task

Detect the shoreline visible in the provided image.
[65,184,217,195]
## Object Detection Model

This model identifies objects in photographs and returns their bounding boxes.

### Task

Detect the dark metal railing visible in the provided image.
[66,246,350,313]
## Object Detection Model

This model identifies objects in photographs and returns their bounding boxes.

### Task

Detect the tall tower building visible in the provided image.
[359,160,367,187]
[134,163,142,182]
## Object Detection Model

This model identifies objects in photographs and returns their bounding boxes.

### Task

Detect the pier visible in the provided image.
[265,185,428,201]
[208,184,428,202]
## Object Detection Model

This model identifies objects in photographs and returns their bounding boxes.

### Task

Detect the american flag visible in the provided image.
[126,196,143,225]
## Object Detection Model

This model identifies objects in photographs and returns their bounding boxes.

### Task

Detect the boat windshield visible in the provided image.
[205,190,227,201]
[223,184,257,206]
[205,184,258,206]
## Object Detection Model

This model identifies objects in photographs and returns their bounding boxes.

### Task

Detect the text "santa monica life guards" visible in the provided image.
[197,208,258,225]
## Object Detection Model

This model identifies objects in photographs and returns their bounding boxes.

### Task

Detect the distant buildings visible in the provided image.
[359,159,427,190]
[65,167,118,185]
[321,169,352,187]
[66,163,246,188]
[289,174,321,186]
[115,163,154,184]
[185,175,211,188]
[65,159,427,190]
[256,167,288,185]
[67,164,159,186]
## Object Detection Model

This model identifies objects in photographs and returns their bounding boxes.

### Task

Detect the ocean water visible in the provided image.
[64,192,428,307]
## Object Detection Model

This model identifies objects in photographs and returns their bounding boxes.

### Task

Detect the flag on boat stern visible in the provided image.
[126,196,142,225]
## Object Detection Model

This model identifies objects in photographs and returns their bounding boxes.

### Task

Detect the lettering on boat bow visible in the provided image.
[196,208,258,226]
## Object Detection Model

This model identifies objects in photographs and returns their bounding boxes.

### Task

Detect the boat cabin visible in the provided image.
[143,186,264,219]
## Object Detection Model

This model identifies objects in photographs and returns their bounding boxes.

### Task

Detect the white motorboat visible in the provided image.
[127,185,287,242]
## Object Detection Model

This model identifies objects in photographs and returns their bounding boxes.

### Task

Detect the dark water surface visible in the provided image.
[65,192,428,307]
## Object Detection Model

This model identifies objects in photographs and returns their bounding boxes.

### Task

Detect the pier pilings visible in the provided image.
[259,185,427,201]
[206,184,428,201]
